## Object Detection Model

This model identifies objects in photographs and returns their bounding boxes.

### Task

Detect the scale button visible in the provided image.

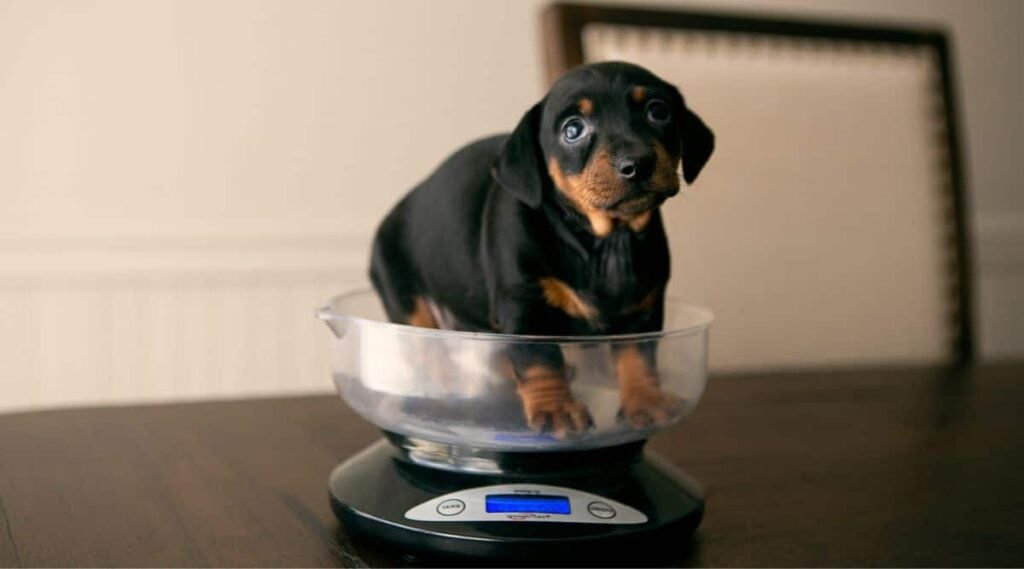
[587,501,616,519]
[436,499,466,516]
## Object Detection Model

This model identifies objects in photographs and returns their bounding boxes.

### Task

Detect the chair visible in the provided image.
[542,3,974,371]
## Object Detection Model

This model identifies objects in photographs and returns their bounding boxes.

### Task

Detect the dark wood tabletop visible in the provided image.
[1,363,1022,567]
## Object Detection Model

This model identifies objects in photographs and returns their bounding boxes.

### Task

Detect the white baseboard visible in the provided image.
[0,224,372,414]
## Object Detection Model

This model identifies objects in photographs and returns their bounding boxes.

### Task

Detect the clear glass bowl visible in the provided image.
[318,289,712,452]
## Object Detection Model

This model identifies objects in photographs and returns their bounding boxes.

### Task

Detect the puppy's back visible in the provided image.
[371,134,511,329]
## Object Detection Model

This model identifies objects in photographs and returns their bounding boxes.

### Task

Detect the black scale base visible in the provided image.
[328,436,704,565]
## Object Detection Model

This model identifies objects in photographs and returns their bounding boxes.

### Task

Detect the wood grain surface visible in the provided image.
[1,364,1022,567]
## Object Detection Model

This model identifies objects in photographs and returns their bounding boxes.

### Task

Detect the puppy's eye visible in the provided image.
[646,100,671,125]
[562,118,588,143]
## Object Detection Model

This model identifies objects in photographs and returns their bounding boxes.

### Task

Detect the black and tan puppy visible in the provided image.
[370,62,713,438]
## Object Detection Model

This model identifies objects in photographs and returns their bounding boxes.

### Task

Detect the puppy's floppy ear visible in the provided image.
[669,86,715,185]
[680,107,714,184]
[492,101,545,209]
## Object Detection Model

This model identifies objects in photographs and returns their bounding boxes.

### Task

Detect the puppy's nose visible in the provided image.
[615,154,654,181]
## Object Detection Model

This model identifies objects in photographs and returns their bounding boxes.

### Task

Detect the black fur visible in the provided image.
[370,61,713,380]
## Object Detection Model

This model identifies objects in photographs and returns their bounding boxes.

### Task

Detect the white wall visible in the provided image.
[0,0,1020,413]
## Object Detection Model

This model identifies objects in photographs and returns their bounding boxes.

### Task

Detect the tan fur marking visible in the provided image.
[547,155,621,238]
[547,157,571,195]
[578,98,593,115]
[579,148,622,203]
[539,277,599,322]
[615,344,683,427]
[407,297,439,328]
[517,365,591,436]
[627,210,652,232]
[585,211,614,237]
[652,141,681,193]
[615,346,656,390]
[624,286,662,315]
[631,86,647,103]
[521,365,566,384]
[547,141,677,237]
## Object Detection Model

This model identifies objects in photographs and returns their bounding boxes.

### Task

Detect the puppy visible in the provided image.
[370,62,714,438]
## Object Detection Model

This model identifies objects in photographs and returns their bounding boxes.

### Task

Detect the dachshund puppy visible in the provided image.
[370,61,714,438]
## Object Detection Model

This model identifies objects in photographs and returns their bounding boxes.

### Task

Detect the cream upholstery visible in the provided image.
[582,26,956,371]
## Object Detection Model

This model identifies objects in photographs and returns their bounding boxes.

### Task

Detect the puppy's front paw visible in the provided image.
[618,382,684,429]
[517,370,594,439]
[526,398,594,439]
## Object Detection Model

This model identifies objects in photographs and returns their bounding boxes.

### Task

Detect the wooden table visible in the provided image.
[1,364,1022,567]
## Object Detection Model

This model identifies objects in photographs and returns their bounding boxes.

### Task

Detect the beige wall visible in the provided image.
[1,0,1020,412]
[0,0,547,244]
[667,0,1024,362]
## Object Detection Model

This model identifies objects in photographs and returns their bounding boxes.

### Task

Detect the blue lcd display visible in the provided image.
[485,494,571,515]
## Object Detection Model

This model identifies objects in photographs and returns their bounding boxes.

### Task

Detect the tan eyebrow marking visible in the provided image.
[631,86,647,103]
[578,98,593,115]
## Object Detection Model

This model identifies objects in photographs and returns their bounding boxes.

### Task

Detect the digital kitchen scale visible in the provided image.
[328,433,704,563]
[318,290,713,563]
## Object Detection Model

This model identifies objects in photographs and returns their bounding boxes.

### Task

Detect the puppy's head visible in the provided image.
[494,62,714,231]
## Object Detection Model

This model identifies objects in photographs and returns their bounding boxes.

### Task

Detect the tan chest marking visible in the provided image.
[627,211,652,232]
[626,286,662,315]
[539,277,599,323]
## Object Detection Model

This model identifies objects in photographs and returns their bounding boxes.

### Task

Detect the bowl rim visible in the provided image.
[317,288,713,344]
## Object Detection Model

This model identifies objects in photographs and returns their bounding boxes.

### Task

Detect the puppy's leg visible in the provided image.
[494,291,593,438]
[507,343,593,438]
[613,287,681,428]
[613,342,682,428]
[370,218,469,401]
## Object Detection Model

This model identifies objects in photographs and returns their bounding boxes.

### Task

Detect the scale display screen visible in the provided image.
[485,494,571,515]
